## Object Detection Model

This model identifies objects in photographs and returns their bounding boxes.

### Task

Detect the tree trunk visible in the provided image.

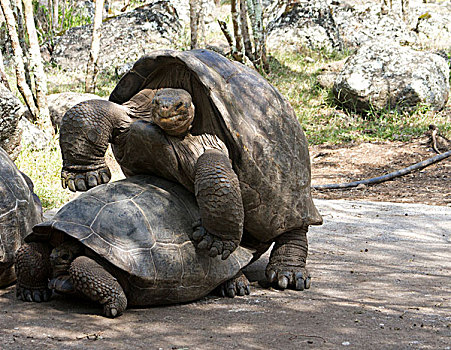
[239,0,253,61]
[11,0,33,92]
[22,0,52,134]
[0,0,38,117]
[52,0,59,32]
[246,0,268,72]
[85,0,104,93]
[231,0,243,61]
[0,49,10,89]
[189,0,199,49]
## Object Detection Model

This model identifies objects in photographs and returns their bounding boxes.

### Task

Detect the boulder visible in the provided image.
[0,82,23,160]
[18,118,50,151]
[47,92,104,129]
[50,1,181,72]
[330,1,417,49]
[410,2,451,50]
[267,0,343,52]
[333,42,449,114]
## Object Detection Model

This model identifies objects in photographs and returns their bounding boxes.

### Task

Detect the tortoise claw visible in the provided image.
[61,166,111,192]
[16,286,52,303]
[192,224,238,260]
[265,266,311,291]
[214,272,251,298]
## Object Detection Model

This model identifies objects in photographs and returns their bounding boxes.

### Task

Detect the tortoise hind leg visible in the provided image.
[265,225,311,291]
[214,271,251,298]
[69,256,127,318]
[193,149,244,260]
[15,243,52,302]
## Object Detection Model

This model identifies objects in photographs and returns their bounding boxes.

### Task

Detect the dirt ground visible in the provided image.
[310,137,451,207]
[1,139,450,349]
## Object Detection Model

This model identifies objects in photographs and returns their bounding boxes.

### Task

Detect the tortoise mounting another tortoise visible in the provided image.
[59,49,322,291]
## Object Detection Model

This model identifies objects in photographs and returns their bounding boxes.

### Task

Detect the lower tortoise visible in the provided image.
[15,175,252,317]
[0,146,42,287]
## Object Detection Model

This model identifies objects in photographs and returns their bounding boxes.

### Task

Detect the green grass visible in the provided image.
[15,134,72,210]
[267,49,451,144]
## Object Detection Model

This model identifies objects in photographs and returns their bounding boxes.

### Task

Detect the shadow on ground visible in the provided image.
[1,200,450,349]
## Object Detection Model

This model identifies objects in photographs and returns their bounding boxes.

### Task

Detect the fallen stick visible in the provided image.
[312,149,451,190]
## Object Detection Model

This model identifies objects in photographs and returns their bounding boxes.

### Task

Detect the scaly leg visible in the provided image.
[60,100,131,191]
[193,149,244,260]
[69,256,127,318]
[266,225,311,291]
[15,243,52,302]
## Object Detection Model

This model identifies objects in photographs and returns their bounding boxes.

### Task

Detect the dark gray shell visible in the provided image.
[27,175,252,305]
[110,49,322,242]
[0,147,42,287]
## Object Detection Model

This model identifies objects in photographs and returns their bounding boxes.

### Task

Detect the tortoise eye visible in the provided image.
[175,102,183,110]
[61,253,70,261]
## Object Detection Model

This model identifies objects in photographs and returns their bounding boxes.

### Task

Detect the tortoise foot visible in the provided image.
[15,243,52,302]
[265,265,311,291]
[16,286,52,303]
[266,227,311,291]
[70,256,127,318]
[61,166,111,192]
[192,223,238,260]
[215,271,251,298]
[103,302,122,318]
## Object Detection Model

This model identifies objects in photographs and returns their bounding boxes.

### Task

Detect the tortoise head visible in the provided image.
[49,240,83,278]
[150,88,195,137]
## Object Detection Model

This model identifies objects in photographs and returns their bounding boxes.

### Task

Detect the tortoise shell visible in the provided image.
[0,147,42,286]
[27,175,252,305]
[110,49,322,242]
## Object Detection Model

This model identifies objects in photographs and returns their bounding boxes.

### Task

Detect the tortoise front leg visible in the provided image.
[265,225,312,291]
[193,149,244,260]
[15,243,52,302]
[69,256,127,318]
[60,100,131,192]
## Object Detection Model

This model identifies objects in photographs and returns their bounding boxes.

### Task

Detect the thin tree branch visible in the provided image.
[312,150,451,190]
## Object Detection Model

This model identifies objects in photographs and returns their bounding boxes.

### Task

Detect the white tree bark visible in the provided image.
[0,49,10,89]
[85,0,104,93]
[0,0,38,117]
[22,0,52,135]
[189,0,199,49]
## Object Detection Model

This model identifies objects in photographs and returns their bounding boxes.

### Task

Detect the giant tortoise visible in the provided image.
[59,49,322,291]
[0,146,42,287]
[15,175,253,317]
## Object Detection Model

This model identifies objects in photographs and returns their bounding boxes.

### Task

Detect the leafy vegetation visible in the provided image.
[15,135,72,210]
[32,0,92,45]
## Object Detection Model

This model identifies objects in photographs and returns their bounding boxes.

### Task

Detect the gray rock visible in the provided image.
[330,1,417,49]
[410,2,451,49]
[51,1,181,72]
[0,82,24,159]
[47,92,104,129]
[267,0,343,52]
[333,41,450,114]
[317,58,347,89]
[18,117,50,151]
